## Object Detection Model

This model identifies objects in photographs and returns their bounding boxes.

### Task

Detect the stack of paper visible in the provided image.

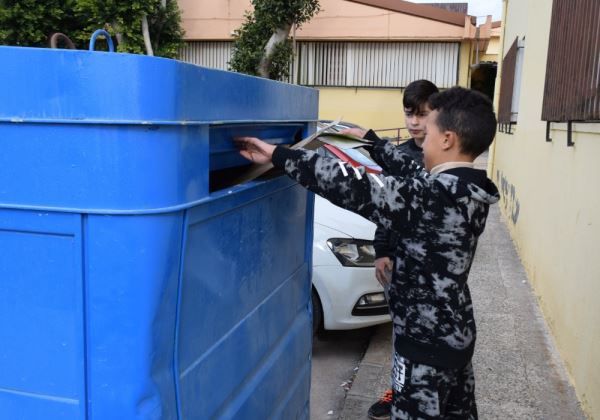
[230,120,374,186]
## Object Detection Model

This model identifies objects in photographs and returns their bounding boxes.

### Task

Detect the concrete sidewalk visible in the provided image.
[340,204,587,419]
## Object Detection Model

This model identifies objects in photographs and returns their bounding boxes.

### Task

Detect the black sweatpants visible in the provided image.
[391,353,477,419]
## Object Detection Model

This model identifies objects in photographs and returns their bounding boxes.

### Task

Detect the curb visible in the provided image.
[340,323,393,419]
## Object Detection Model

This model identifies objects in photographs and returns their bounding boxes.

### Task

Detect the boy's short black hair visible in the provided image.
[403,79,439,112]
[428,87,497,157]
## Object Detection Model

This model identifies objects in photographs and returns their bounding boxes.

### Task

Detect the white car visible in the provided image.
[311,143,391,332]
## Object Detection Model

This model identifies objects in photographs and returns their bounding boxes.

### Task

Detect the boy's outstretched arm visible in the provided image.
[363,130,424,177]
[340,128,422,177]
[235,137,425,234]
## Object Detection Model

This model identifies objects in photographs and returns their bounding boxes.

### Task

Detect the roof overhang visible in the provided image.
[345,0,475,26]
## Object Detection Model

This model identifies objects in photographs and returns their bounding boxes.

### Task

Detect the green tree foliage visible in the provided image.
[0,0,79,47]
[0,0,184,58]
[230,0,320,80]
[75,0,184,57]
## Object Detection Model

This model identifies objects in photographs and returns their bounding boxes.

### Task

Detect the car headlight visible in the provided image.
[326,238,375,267]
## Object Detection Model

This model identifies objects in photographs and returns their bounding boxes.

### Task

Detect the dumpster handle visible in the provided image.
[89,29,115,52]
[49,32,76,50]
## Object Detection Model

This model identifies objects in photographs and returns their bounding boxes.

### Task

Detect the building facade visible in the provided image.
[177,0,495,136]
[492,0,600,417]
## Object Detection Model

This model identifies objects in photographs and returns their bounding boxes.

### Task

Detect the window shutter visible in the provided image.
[498,37,518,124]
[542,0,600,122]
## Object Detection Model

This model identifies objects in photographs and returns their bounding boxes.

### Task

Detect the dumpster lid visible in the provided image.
[0,46,318,125]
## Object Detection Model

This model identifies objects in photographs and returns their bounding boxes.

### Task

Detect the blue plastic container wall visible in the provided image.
[0,46,318,420]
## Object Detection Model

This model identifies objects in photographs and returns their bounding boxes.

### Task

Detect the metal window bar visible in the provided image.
[373,127,408,143]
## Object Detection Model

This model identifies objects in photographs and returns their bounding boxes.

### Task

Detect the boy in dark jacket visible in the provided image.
[236,87,499,419]
[372,79,438,289]
[369,79,438,420]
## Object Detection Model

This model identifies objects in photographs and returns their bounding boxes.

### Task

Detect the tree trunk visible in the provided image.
[154,0,168,52]
[258,23,292,78]
[142,14,154,56]
[112,21,124,46]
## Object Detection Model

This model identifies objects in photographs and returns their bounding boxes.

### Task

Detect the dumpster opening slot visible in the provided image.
[208,124,304,192]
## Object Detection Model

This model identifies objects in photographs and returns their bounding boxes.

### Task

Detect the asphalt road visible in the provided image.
[310,327,375,420]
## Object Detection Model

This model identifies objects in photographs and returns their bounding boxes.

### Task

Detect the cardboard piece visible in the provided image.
[229,120,375,186]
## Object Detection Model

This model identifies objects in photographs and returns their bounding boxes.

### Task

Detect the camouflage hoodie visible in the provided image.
[272,134,499,368]
[373,137,424,259]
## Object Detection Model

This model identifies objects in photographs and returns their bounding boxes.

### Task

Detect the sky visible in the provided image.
[410,0,502,23]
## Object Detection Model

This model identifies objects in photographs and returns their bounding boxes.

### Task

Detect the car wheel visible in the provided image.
[311,288,323,335]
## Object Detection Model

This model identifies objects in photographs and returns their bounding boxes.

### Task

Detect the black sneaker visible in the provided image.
[368,388,393,420]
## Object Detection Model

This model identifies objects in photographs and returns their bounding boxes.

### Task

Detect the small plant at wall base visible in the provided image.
[230,0,320,80]
[0,0,184,59]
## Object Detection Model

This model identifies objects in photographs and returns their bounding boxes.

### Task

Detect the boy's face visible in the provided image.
[422,110,446,171]
[404,104,431,143]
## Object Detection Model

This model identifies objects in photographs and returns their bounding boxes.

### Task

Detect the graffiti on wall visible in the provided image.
[496,170,520,224]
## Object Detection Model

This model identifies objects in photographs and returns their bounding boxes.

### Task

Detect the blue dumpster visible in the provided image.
[0,46,318,419]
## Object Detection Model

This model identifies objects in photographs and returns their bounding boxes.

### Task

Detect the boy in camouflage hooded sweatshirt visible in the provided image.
[236,87,499,419]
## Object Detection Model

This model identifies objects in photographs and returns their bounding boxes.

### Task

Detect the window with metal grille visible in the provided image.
[179,41,233,71]
[541,0,600,123]
[497,37,524,133]
[179,41,459,89]
[297,41,459,88]
[179,41,296,82]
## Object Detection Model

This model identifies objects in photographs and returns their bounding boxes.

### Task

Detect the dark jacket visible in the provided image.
[373,138,423,259]
[272,134,499,368]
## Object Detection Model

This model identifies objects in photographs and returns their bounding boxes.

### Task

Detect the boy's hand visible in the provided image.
[375,256,393,287]
[234,136,276,165]
[339,128,367,138]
